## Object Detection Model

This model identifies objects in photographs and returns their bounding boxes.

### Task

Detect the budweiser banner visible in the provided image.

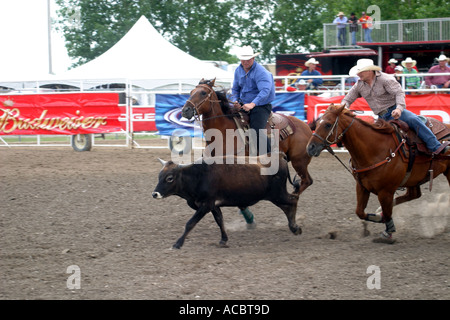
[306,94,450,124]
[0,93,122,135]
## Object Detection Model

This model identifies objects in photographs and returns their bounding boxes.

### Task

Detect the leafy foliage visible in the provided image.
[55,0,448,66]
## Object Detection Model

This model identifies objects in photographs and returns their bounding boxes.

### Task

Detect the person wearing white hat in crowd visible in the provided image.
[341,59,449,155]
[394,65,403,83]
[333,12,348,46]
[231,45,275,155]
[293,58,323,91]
[425,54,450,89]
[385,58,398,74]
[401,57,420,92]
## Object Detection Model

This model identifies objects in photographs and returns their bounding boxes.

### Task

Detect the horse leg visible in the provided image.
[211,206,229,247]
[376,186,421,212]
[394,186,422,206]
[373,191,397,244]
[355,183,373,236]
[290,158,313,196]
[238,206,256,229]
[173,205,210,249]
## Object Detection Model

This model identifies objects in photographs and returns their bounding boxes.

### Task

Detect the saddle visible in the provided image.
[233,111,295,141]
[390,117,450,188]
[390,117,450,158]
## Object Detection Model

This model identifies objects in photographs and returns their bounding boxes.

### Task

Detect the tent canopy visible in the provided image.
[55,15,233,89]
[1,16,233,90]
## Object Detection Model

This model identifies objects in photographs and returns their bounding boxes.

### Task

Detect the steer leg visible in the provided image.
[274,193,301,235]
[211,206,229,247]
[173,206,209,249]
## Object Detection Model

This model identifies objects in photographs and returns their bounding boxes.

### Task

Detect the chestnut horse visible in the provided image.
[181,79,313,225]
[307,104,450,243]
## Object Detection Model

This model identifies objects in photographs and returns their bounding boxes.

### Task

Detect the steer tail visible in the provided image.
[287,170,301,194]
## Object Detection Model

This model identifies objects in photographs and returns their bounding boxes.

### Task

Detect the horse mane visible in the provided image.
[331,106,394,134]
[345,109,394,134]
[198,79,233,115]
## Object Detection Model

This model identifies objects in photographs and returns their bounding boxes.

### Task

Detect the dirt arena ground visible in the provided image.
[0,145,448,300]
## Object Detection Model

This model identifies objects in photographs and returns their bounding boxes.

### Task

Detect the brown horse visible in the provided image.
[306,104,450,243]
[181,79,313,225]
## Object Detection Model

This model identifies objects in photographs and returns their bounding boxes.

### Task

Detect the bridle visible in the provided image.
[313,114,355,147]
[184,84,222,121]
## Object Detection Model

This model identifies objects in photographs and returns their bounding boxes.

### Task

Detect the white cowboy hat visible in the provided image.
[394,66,403,71]
[401,57,417,67]
[236,45,260,60]
[388,58,398,64]
[437,54,448,61]
[305,58,319,67]
[337,12,345,16]
[349,59,381,76]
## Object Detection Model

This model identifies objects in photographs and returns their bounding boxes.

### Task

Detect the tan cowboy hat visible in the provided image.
[236,45,260,60]
[337,12,345,16]
[437,54,448,61]
[349,59,381,76]
[305,58,319,67]
[388,58,398,64]
[401,57,417,67]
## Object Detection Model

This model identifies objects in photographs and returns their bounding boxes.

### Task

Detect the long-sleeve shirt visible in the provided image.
[333,16,348,28]
[231,61,275,106]
[299,69,323,87]
[342,71,406,115]
[425,65,450,86]
[403,68,420,89]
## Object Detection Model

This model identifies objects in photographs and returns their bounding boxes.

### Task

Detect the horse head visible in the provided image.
[181,78,217,120]
[306,103,349,157]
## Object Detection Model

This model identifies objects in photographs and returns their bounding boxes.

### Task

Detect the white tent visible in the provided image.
[1,15,233,91]
[54,15,233,89]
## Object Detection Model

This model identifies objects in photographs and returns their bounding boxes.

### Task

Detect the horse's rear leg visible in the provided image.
[290,159,313,196]
[238,206,256,229]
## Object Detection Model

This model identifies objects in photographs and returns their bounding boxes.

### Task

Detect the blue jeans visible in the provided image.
[350,31,356,45]
[338,28,346,46]
[364,28,372,42]
[380,107,441,152]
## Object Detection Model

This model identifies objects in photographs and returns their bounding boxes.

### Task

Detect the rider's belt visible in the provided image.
[377,105,396,117]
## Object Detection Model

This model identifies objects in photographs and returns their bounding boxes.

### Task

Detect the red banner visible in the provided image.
[0,93,122,135]
[306,94,450,124]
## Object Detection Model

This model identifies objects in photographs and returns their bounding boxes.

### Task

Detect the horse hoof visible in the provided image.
[246,221,257,230]
[373,231,396,244]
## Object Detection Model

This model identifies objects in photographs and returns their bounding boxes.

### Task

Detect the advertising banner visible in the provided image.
[0,93,122,135]
[306,94,450,124]
[155,92,306,137]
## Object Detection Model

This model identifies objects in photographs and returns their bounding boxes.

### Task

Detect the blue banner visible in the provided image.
[155,92,305,137]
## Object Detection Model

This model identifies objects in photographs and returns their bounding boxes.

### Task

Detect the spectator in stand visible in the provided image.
[425,54,450,89]
[358,12,373,43]
[333,12,348,46]
[401,57,420,93]
[348,13,359,46]
[385,58,398,74]
[293,58,323,90]
[394,66,403,84]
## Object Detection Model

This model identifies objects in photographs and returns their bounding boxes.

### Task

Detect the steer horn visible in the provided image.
[157,158,168,166]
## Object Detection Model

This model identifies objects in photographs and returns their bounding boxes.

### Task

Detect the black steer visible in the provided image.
[152,154,301,249]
